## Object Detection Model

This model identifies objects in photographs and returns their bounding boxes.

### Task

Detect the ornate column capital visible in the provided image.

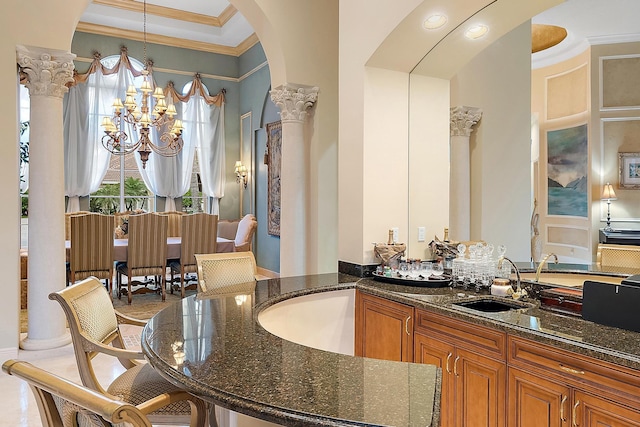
[17,45,75,98]
[450,106,482,137]
[270,84,319,123]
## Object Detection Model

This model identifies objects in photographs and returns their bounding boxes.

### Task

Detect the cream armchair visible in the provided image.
[49,277,208,426]
[217,214,257,252]
[3,359,204,427]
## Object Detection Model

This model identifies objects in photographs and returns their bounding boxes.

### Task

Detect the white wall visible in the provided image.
[408,75,451,259]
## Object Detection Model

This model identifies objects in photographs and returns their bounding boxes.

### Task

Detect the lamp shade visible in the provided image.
[601,182,617,200]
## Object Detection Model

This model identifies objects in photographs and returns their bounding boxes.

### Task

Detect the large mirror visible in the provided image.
[406,0,640,266]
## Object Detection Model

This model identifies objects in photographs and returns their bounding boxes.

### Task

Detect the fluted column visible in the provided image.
[449,106,482,242]
[270,84,318,277]
[17,46,74,350]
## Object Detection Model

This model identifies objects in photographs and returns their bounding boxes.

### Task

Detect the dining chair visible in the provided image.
[64,210,91,240]
[169,213,218,298]
[48,277,208,426]
[68,212,115,296]
[116,212,168,304]
[195,252,258,295]
[3,359,207,427]
[163,210,185,237]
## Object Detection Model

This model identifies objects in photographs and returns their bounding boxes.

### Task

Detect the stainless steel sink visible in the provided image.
[452,298,531,313]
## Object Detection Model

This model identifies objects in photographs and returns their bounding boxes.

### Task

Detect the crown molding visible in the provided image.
[76,22,257,57]
[91,0,232,27]
[218,4,238,25]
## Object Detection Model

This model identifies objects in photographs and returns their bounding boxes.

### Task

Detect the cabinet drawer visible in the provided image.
[508,335,640,405]
[416,309,506,360]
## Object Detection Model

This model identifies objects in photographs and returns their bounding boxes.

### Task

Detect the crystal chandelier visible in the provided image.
[100,0,184,168]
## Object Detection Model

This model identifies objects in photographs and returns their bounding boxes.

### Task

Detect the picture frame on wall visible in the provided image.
[619,152,640,189]
[266,120,282,236]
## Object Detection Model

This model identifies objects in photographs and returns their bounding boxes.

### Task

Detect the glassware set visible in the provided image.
[451,242,510,291]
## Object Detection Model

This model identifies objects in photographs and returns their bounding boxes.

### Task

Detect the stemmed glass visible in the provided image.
[431,262,444,278]
[421,261,433,279]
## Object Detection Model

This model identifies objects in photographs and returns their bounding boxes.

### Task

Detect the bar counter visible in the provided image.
[141,274,441,427]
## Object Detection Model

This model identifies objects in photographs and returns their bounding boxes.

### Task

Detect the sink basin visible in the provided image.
[453,298,530,313]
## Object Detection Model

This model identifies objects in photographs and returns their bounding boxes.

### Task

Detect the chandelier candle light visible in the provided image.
[100,0,184,168]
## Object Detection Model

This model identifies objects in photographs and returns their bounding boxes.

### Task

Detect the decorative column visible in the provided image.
[270,84,318,277]
[449,106,482,242]
[17,46,75,350]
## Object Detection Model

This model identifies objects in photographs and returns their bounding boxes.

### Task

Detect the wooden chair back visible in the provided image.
[2,359,153,427]
[69,213,114,289]
[195,252,258,295]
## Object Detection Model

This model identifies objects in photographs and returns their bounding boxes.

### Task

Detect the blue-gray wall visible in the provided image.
[238,43,280,273]
[71,32,280,272]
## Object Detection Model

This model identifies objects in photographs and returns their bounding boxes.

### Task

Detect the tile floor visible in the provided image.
[1,329,141,427]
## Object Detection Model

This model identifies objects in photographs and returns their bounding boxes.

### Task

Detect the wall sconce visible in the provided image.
[234,161,248,189]
[601,182,617,231]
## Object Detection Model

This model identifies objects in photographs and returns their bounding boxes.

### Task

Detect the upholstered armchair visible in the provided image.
[48,277,207,426]
[217,214,257,253]
[3,359,205,427]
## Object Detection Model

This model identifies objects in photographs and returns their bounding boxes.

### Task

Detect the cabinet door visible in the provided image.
[455,348,506,427]
[508,367,570,427]
[575,391,640,427]
[355,292,413,361]
[415,332,455,427]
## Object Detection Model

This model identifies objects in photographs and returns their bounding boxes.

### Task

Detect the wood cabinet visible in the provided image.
[508,336,640,427]
[354,291,413,362]
[414,310,506,427]
[355,291,640,427]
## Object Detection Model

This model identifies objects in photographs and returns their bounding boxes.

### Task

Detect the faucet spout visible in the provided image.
[498,257,521,293]
[536,253,558,282]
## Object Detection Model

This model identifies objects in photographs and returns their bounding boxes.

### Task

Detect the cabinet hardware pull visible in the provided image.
[453,356,460,376]
[560,364,585,375]
[445,353,452,374]
[572,400,580,426]
[405,316,411,335]
[560,395,567,422]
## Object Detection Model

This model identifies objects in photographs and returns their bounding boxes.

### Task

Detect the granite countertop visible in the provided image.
[141,269,640,427]
[141,273,441,427]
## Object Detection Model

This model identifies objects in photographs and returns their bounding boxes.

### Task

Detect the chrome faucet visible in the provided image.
[536,253,558,282]
[498,257,521,293]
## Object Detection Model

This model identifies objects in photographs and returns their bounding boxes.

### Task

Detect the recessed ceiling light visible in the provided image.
[423,14,447,30]
[464,24,489,40]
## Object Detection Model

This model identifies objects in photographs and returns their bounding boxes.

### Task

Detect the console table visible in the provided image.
[599,228,640,245]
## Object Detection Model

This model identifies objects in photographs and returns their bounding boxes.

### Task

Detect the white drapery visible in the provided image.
[64,49,226,213]
[164,77,226,214]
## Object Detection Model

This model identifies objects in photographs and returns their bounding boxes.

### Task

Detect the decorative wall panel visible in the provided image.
[546,64,588,120]
[547,225,589,250]
[602,55,640,109]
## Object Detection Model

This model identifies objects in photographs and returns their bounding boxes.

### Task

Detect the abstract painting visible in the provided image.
[266,120,282,236]
[547,124,588,217]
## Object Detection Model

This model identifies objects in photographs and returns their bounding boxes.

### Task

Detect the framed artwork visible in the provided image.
[266,121,282,236]
[619,152,640,189]
[547,124,588,217]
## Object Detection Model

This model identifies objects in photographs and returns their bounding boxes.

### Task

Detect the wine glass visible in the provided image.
[432,262,444,278]
[421,261,433,279]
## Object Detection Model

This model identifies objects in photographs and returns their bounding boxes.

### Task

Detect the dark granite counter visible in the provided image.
[141,273,441,427]
[141,269,640,427]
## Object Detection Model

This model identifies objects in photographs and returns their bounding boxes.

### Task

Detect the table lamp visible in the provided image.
[601,182,617,231]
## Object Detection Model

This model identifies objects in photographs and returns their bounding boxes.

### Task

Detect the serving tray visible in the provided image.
[372,271,451,288]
